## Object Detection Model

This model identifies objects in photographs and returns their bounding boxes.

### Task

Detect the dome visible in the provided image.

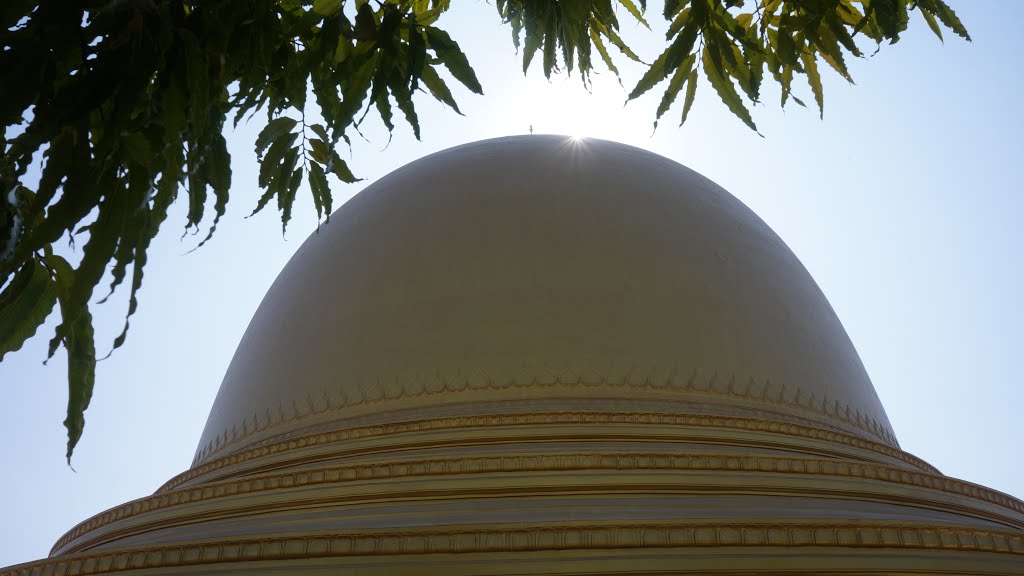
[196,135,895,463]
[27,137,1024,576]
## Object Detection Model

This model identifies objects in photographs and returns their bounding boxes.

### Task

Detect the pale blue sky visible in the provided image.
[2,2,1022,568]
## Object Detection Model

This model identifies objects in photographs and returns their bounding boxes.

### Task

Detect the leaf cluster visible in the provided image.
[0,0,479,461]
[497,0,968,132]
[0,0,968,461]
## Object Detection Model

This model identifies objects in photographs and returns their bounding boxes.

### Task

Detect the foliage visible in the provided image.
[0,0,968,461]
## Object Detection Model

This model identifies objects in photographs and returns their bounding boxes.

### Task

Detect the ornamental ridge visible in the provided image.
[169,410,929,497]
[52,449,1024,557]
[20,521,1024,576]
[194,367,898,465]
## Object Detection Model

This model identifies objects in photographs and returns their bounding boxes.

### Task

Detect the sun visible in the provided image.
[508,71,652,145]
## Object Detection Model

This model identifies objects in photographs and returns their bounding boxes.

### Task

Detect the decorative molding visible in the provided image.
[19,522,1024,576]
[54,450,1023,556]
[195,369,899,464]
[171,411,932,496]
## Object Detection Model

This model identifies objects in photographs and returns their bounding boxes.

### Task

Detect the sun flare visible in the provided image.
[509,73,650,145]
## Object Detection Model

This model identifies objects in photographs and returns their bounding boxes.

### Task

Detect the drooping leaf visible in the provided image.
[255,117,299,157]
[424,26,483,94]
[918,8,943,42]
[276,147,302,234]
[110,185,174,354]
[702,47,758,133]
[918,0,970,41]
[616,0,649,29]
[595,20,644,63]
[328,150,361,184]
[653,55,695,129]
[802,51,824,118]
[0,259,57,361]
[814,24,855,83]
[420,64,464,114]
[62,299,95,465]
[308,162,331,222]
[45,253,95,464]
[333,52,378,133]
[47,167,136,361]
[679,68,698,126]
[628,19,698,101]
[589,27,621,80]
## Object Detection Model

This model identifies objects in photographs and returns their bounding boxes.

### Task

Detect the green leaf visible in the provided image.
[702,47,758,132]
[354,2,377,41]
[407,22,427,91]
[255,117,298,157]
[542,10,557,77]
[815,23,855,82]
[33,130,74,218]
[679,68,698,126]
[521,27,541,74]
[628,19,697,101]
[589,27,621,80]
[601,24,643,64]
[20,126,104,261]
[312,0,342,17]
[654,54,695,129]
[110,186,174,355]
[334,52,378,133]
[391,79,421,140]
[802,51,824,119]
[258,132,298,189]
[179,29,211,137]
[329,150,360,183]
[663,0,681,19]
[277,148,302,234]
[308,138,331,165]
[616,0,649,28]
[310,124,331,143]
[45,253,95,464]
[826,14,864,58]
[424,26,483,94]
[47,169,134,361]
[665,7,691,39]
[193,133,232,250]
[780,65,793,108]
[926,0,971,41]
[420,65,463,114]
[0,259,57,361]
[63,301,95,465]
[918,7,943,42]
[252,133,298,218]
[308,162,331,221]
[371,79,395,137]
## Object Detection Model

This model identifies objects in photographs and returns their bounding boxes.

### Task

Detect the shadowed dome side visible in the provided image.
[195,135,894,463]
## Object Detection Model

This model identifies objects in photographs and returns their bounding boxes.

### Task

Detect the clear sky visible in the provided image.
[2,1,1022,568]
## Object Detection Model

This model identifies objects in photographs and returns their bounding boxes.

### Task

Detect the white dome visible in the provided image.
[196,136,894,463]
[35,137,1024,576]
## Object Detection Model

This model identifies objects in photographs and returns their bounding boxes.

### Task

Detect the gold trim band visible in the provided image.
[18,522,1024,576]
[195,372,900,463]
[54,451,1023,555]
[167,411,936,494]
